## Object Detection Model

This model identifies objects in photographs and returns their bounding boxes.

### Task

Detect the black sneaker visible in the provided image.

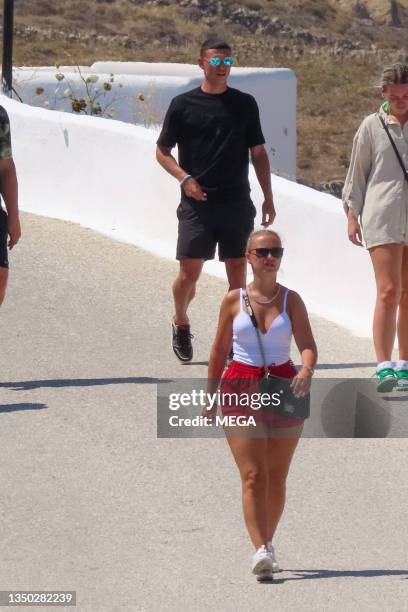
[172,321,193,362]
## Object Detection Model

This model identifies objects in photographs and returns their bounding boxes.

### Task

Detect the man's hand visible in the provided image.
[347,210,363,247]
[8,216,21,249]
[183,177,207,201]
[261,198,276,227]
[155,146,207,201]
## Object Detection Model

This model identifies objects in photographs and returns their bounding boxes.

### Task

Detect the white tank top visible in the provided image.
[232,287,292,367]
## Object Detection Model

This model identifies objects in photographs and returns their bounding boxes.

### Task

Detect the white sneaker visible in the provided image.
[267,541,280,572]
[252,545,274,580]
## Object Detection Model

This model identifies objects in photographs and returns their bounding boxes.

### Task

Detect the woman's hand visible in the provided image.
[290,368,312,398]
[347,210,363,247]
[201,404,217,423]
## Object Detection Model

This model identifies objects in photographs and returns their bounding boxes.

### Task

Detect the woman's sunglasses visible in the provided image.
[208,56,234,67]
[248,247,284,258]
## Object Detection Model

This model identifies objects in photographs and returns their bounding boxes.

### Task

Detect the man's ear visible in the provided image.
[198,56,204,70]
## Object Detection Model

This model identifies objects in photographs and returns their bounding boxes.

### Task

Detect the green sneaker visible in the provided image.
[395,368,408,391]
[376,367,397,393]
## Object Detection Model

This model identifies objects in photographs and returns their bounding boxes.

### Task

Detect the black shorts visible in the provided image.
[176,198,256,261]
[0,208,8,269]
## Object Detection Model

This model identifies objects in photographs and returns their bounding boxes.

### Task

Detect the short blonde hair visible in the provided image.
[246,229,282,252]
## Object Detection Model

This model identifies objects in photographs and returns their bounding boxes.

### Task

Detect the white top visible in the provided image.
[232,288,292,367]
[342,107,408,249]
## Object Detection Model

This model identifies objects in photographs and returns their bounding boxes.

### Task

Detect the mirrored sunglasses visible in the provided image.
[209,56,234,67]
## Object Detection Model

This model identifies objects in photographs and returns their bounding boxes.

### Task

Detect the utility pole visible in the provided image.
[2,0,14,96]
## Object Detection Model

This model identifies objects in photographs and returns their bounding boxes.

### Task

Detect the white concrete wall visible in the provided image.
[0,94,375,337]
[13,62,296,179]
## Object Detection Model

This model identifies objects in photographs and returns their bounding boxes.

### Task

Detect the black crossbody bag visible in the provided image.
[378,113,408,184]
[242,289,310,419]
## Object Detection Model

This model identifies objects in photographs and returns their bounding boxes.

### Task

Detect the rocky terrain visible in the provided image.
[2,0,408,187]
[8,0,408,55]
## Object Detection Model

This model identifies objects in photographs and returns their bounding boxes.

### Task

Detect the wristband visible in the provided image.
[301,365,314,375]
[180,174,192,188]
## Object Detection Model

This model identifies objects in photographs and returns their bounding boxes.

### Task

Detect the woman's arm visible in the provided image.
[288,292,318,395]
[204,292,236,417]
[347,208,363,247]
[342,118,372,246]
[0,158,20,249]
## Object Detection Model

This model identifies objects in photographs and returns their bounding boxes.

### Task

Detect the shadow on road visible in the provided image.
[182,361,209,366]
[383,395,408,402]
[282,568,408,581]
[0,377,174,391]
[182,362,377,369]
[316,363,376,370]
[0,403,47,413]
[182,361,376,370]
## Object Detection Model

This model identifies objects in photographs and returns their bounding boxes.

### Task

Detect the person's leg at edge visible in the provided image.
[265,430,302,544]
[369,243,403,363]
[397,245,408,360]
[225,257,247,291]
[172,258,204,326]
[220,202,253,291]
[220,204,252,359]
[224,258,247,360]
[224,430,270,549]
[0,267,8,306]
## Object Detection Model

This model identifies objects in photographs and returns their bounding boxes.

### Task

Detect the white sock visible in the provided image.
[256,545,267,552]
[395,360,408,371]
[377,360,394,371]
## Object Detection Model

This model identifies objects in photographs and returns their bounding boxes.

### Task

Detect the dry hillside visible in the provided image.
[1,0,407,187]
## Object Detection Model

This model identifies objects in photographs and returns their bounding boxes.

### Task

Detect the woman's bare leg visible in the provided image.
[369,244,403,363]
[397,246,408,360]
[224,428,269,549]
[265,429,302,542]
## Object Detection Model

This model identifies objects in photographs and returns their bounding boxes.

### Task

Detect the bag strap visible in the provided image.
[378,113,408,184]
[242,289,269,377]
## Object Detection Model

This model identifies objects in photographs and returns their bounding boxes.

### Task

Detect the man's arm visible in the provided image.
[0,157,20,249]
[250,144,275,226]
[156,145,188,182]
[156,145,207,201]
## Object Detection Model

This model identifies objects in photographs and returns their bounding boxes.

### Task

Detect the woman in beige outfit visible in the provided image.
[342,61,408,391]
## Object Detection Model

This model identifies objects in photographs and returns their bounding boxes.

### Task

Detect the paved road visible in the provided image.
[0,213,407,611]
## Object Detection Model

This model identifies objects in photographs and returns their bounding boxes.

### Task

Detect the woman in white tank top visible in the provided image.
[206,229,317,581]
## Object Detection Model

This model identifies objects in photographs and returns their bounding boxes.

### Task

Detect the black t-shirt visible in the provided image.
[157,86,265,203]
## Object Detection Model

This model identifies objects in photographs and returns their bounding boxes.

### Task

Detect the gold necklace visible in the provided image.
[248,283,281,305]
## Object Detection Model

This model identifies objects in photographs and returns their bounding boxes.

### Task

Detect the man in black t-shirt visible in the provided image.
[156,38,275,361]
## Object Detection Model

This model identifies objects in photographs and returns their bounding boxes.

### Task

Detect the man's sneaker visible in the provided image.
[376,367,396,393]
[267,541,280,572]
[395,368,408,391]
[252,545,274,581]
[172,321,193,362]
